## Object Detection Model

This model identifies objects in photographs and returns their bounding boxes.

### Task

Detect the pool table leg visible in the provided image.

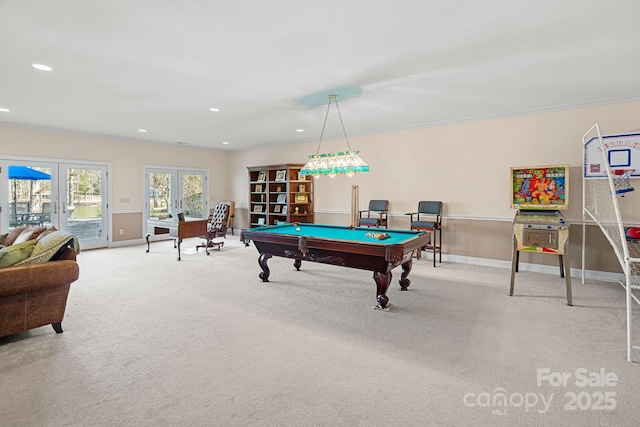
[293,259,302,271]
[373,271,392,308]
[399,260,412,290]
[258,253,272,282]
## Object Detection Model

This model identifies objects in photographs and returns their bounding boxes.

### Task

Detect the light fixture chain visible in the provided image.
[316,96,333,155]
[333,96,352,151]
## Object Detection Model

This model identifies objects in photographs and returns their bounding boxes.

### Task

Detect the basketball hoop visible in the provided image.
[612,169,635,196]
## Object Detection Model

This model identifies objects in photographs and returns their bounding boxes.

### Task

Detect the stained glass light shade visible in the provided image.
[300,151,369,178]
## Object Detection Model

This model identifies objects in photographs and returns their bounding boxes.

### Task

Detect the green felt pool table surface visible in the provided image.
[250,223,423,245]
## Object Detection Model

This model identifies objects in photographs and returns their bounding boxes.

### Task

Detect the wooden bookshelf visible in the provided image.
[248,164,314,227]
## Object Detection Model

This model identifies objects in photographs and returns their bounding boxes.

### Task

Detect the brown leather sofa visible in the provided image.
[0,231,80,338]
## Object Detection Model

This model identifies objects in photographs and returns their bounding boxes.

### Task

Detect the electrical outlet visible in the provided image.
[119,229,124,235]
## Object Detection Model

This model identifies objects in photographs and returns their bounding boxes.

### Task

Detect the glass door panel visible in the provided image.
[148,170,177,218]
[180,172,205,220]
[59,164,108,250]
[3,161,55,230]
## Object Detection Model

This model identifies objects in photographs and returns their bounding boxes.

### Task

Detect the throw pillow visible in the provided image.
[0,239,38,267]
[3,226,28,246]
[13,227,46,245]
[37,226,58,240]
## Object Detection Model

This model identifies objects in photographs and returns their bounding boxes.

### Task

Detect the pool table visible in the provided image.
[240,223,431,309]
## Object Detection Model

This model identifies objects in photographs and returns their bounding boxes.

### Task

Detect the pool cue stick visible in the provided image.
[350,185,359,229]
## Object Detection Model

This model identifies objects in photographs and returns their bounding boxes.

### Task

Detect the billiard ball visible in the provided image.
[296,227,301,232]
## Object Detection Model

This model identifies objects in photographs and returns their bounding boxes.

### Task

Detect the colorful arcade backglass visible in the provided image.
[510,164,569,210]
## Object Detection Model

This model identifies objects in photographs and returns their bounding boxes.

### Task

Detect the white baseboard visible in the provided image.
[109,238,146,248]
[106,238,626,283]
[432,253,626,283]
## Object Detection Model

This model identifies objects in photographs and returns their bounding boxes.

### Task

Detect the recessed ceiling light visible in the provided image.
[222,141,230,145]
[138,129,148,133]
[0,108,9,112]
[296,129,304,132]
[32,63,53,71]
[209,107,220,112]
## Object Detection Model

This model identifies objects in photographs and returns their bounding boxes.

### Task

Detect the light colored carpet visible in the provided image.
[1,235,638,427]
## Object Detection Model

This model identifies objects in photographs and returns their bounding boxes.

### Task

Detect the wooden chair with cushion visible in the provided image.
[196,202,230,252]
[358,199,389,228]
[406,201,443,267]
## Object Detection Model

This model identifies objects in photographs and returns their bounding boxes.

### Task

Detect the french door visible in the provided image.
[144,167,207,227]
[59,163,108,250]
[1,159,109,250]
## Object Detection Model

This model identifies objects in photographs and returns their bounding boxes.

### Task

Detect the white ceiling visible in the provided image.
[1,0,639,152]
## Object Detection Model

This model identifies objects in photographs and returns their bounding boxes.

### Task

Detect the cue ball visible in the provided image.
[296,227,301,231]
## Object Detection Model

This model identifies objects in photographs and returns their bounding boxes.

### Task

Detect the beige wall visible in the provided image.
[230,100,640,274]
[230,101,640,221]
[2,100,639,274]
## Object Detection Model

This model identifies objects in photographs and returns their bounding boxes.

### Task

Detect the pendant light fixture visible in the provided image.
[300,95,369,178]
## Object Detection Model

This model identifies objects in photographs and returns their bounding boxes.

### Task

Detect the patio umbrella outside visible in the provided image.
[8,165,52,218]
[8,166,52,181]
